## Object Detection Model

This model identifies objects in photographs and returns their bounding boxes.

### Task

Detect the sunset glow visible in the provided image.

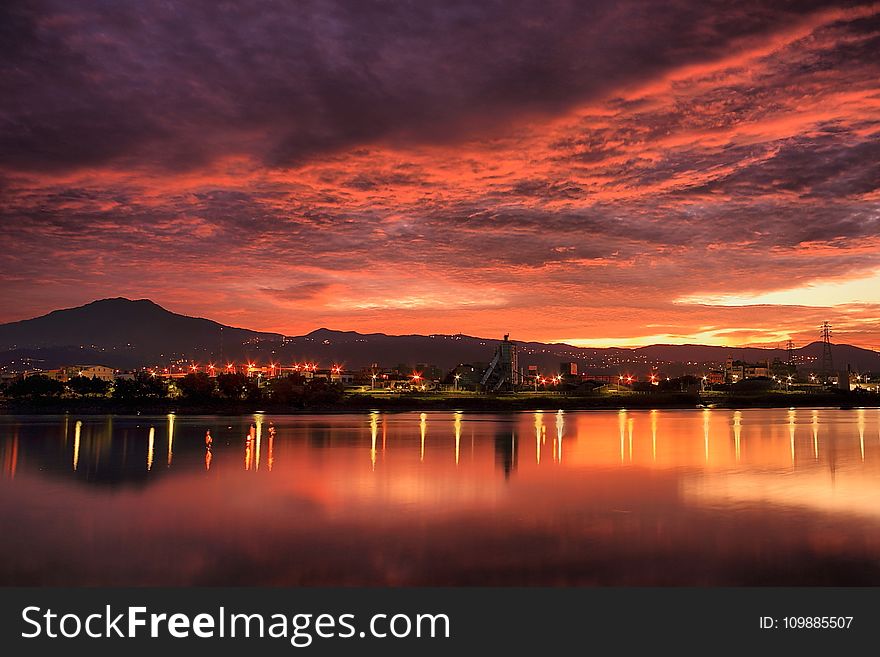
[2,1,879,347]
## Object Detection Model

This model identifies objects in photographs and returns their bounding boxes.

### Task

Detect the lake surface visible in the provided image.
[2,408,880,586]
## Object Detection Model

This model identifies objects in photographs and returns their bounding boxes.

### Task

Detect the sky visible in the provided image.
[1,0,879,348]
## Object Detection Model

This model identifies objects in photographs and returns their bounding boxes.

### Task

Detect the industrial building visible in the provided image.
[480,334,519,391]
[44,365,115,382]
[723,357,771,383]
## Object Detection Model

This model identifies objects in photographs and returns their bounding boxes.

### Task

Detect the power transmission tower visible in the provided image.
[820,322,833,382]
[786,339,795,367]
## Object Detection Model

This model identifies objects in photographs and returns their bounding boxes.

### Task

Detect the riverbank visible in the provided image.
[2,389,877,415]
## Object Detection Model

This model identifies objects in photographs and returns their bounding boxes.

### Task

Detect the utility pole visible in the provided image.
[820,322,833,383]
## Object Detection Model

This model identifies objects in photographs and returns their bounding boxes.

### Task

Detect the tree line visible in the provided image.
[1,372,344,405]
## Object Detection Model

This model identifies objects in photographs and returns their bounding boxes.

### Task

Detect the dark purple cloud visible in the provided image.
[1,0,872,171]
[1,0,879,346]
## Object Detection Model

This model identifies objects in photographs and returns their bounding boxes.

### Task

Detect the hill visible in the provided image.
[0,298,878,374]
[0,298,281,369]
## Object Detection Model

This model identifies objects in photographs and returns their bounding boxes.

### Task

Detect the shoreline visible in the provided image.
[2,391,878,415]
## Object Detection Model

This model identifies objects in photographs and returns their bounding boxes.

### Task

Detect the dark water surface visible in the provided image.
[2,408,879,585]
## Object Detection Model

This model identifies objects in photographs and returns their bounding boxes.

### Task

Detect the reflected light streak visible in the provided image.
[789,409,796,466]
[268,425,275,472]
[420,412,427,462]
[370,412,378,470]
[650,410,657,462]
[812,410,819,460]
[255,414,263,471]
[703,409,710,463]
[166,413,175,467]
[245,424,255,471]
[628,418,634,462]
[619,410,626,464]
[205,448,212,471]
[454,412,462,465]
[556,410,564,464]
[733,411,742,463]
[147,426,154,471]
[858,409,865,462]
[534,411,544,464]
[73,420,82,472]
[3,435,18,479]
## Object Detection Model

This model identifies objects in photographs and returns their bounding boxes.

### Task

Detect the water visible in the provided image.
[1,408,879,586]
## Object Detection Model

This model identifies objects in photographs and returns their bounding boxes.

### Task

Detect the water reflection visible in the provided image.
[419,412,427,462]
[147,426,155,471]
[370,412,378,470]
[495,429,517,478]
[268,424,275,472]
[2,408,880,586]
[167,413,175,467]
[10,409,880,482]
[454,412,462,465]
[534,411,543,465]
[1,433,17,479]
[703,408,710,463]
[73,420,82,472]
[733,411,742,462]
[555,410,564,464]
[858,408,865,462]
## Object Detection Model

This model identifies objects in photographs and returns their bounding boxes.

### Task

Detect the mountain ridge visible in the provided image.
[1,298,877,374]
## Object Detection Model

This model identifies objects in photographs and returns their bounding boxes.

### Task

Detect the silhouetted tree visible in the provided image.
[267,374,306,404]
[658,375,699,391]
[216,373,260,400]
[67,376,111,396]
[6,375,65,398]
[112,374,168,400]
[303,379,344,404]
[176,372,216,401]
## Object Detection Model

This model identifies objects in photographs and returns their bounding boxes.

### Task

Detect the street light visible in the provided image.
[371,373,377,390]
[454,373,460,391]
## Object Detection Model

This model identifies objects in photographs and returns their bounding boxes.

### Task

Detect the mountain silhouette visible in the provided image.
[1,298,878,374]
[0,298,280,368]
